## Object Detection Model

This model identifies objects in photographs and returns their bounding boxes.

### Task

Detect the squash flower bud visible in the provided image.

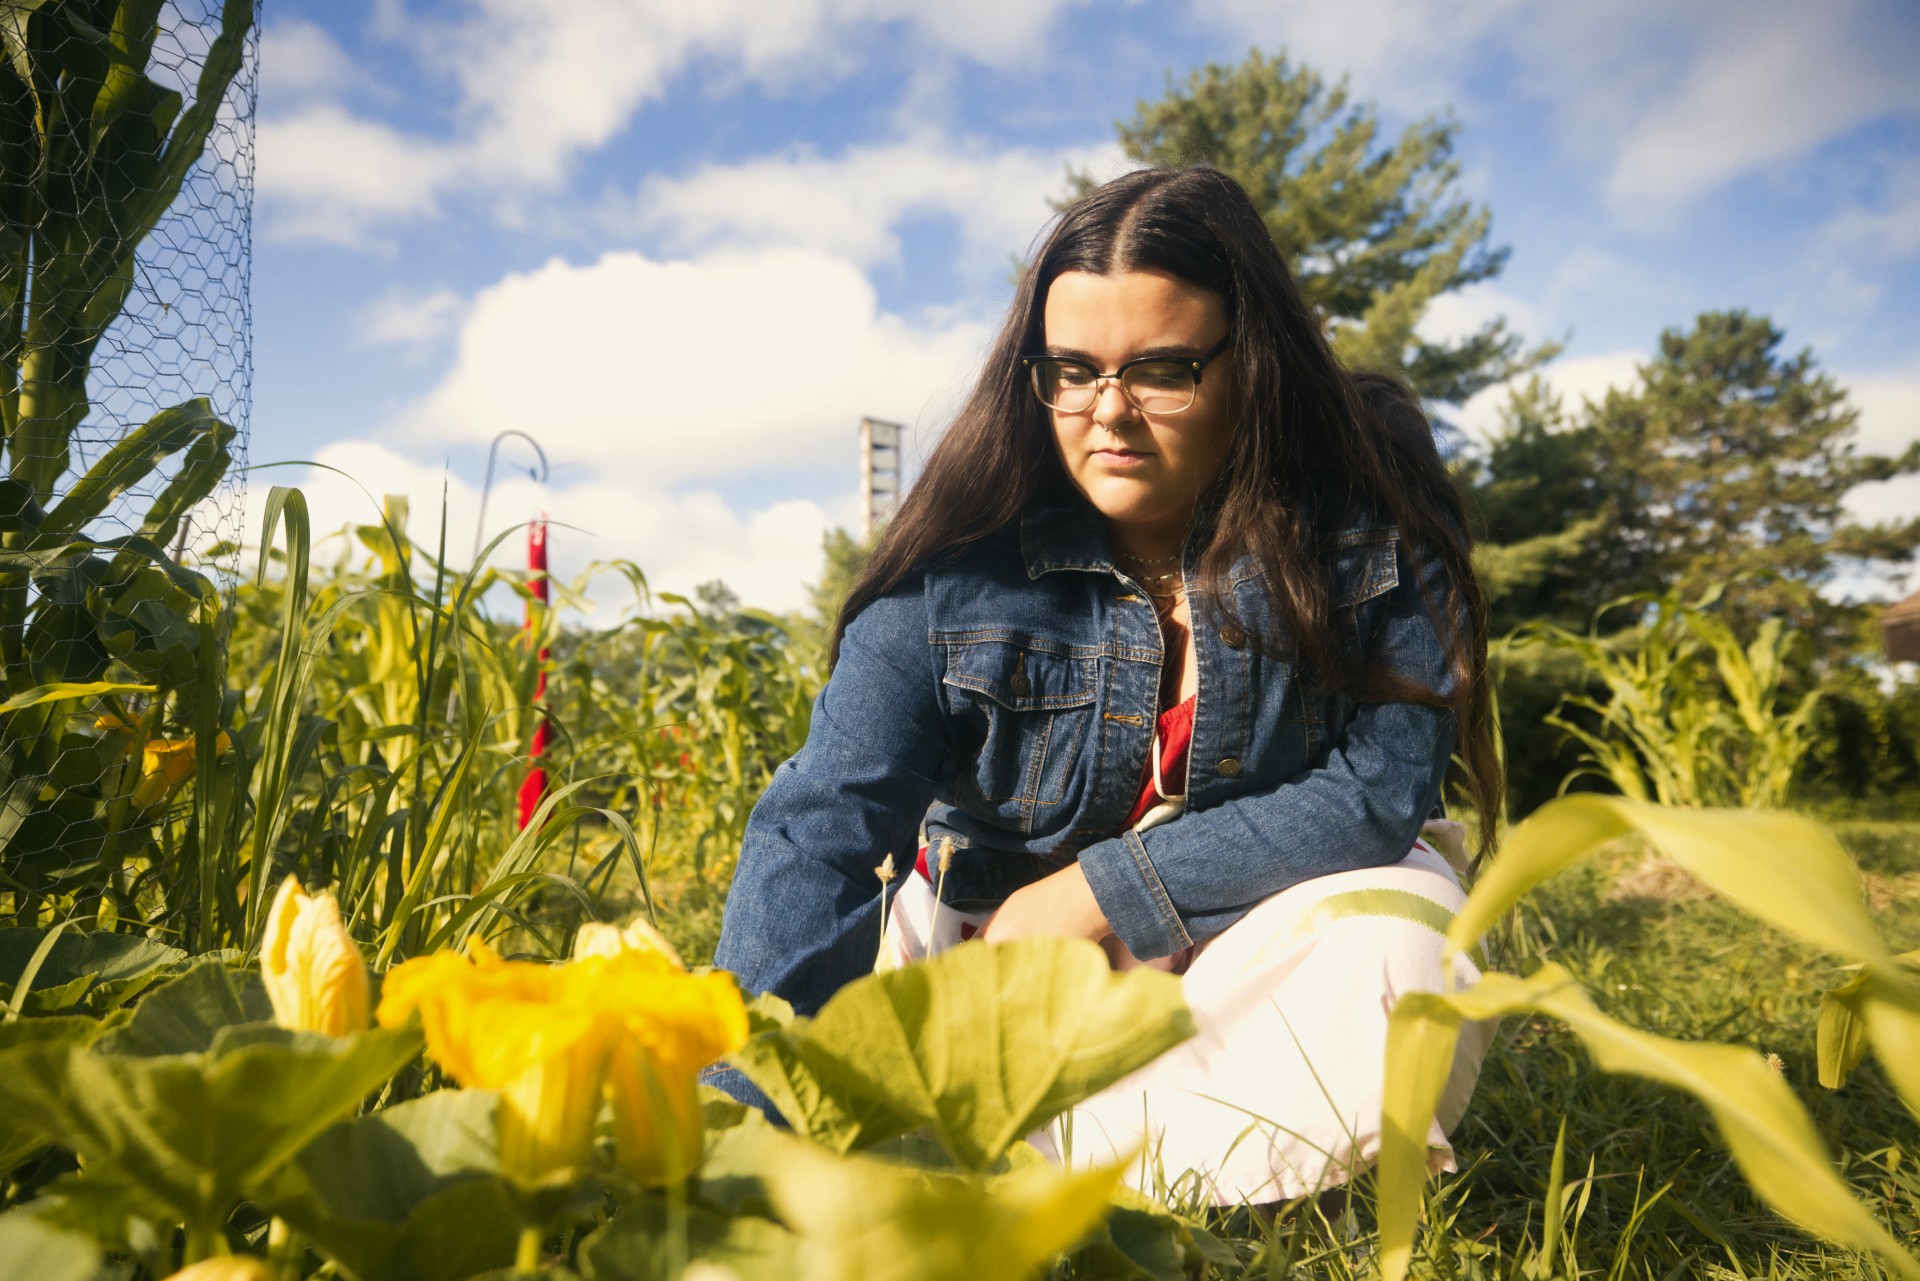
[261,876,371,1037]
[572,917,684,969]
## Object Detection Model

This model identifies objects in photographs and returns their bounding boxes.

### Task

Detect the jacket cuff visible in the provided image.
[1076,829,1194,961]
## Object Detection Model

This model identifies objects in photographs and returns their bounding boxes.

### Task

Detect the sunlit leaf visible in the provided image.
[1378,964,1920,1281]
[1450,796,1903,982]
[729,938,1193,1169]
[1816,952,1920,1115]
[755,1130,1124,1281]
[0,1016,108,1176]
[0,927,185,1015]
[91,958,271,1056]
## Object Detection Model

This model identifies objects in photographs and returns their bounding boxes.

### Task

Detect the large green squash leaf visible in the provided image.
[756,1130,1124,1281]
[0,1016,107,1176]
[1377,964,1920,1281]
[0,1018,420,1232]
[0,926,185,1015]
[729,938,1194,1169]
[252,1088,522,1281]
[581,1200,797,1281]
[0,1213,102,1281]
[91,956,271,1056]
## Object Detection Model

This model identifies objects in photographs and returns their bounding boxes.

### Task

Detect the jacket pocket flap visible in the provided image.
[941,641,1094,711]
[1334,531,1399,608]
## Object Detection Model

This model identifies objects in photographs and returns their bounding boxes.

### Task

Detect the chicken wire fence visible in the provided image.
[2,0,257,925]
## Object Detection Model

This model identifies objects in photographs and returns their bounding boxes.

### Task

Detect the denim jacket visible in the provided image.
[712,498,1458,1016]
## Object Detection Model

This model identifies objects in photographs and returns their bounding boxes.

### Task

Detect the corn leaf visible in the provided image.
[1815,951,1920,1114]
[1378,964,1920,1281]
[1449,796,1900,982]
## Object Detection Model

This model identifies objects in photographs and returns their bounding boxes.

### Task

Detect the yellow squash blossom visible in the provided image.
[603,963,749,1186]
[261,876,371,1037]
[95,714,232,809]
[378,940,747,1189]
[163,1258,277,1281]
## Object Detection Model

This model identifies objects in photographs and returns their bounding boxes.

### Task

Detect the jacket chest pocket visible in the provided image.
[940,639,1096,818]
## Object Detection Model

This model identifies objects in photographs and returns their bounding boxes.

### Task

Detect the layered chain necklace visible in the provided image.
[1115,548,1187,621]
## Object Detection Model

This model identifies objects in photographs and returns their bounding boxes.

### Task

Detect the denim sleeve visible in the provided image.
[711,578,948,1016]
[1077,546,1461,960]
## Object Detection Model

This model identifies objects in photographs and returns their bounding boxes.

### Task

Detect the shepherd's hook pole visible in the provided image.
[472,430,550,568]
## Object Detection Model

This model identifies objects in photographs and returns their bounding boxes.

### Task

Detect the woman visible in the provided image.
[709,166,1501,1203]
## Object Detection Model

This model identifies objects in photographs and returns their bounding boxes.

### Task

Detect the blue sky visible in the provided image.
[248,0,1920,613]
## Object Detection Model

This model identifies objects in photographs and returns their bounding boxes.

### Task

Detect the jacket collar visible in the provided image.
[1019,501,1118,579]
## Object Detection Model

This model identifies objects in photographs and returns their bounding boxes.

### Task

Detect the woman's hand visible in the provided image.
[978,862,1112,944]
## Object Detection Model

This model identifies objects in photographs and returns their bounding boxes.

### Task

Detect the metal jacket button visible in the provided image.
[1217,757,1242,777]
[1009,669,1031,696]
[1219,624,1246,649]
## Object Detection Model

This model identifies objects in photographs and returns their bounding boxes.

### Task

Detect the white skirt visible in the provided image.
[884,828,1494,1205]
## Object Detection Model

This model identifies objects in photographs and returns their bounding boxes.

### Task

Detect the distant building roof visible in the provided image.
[1887,591,1920,662]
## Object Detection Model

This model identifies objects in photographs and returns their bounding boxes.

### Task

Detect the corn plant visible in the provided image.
[1514,590,1822,808]
[0,0,252,927]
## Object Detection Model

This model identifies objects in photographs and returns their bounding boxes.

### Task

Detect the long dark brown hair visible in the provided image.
[833,167,1503,850]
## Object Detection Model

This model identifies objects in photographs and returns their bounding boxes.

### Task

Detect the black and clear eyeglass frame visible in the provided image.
[1020,333,1233,414]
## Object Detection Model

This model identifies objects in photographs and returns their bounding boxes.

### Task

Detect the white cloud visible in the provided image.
[1191,0,1527,117]
[260,20,359,100]
[258,0,1095,242]
[1821,165,1920,262]
[395,246,991,490]
[1453,348,1642,445]
[1195,0,1920,218]
[1602,3,1919,219]
[1846,362,1920,457]
[258,106,453,244]
[238,440,850,615]
[631,133,1124,273]
[1415,281,1544,349]
[358,288,469,350]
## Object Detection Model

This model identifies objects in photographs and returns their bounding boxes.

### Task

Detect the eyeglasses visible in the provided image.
[1021,334,1231,415]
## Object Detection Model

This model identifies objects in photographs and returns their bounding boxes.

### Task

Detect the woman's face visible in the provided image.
[1040,268,1235,551]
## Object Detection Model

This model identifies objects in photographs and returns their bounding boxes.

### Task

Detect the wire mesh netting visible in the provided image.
[1,0,257,927]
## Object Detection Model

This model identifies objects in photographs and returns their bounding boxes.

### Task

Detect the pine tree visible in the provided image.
[1460,379,1615,634]
[1587,310,1920,630]
[1064,49,1553,404]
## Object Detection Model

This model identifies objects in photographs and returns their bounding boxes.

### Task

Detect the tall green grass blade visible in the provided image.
[374,732,481,968]
[5,921,68,1022]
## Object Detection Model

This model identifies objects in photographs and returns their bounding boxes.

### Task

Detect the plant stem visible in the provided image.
[268,1215,301,1279]
[183,1221,223,1264]
[516,1224,543,1274]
